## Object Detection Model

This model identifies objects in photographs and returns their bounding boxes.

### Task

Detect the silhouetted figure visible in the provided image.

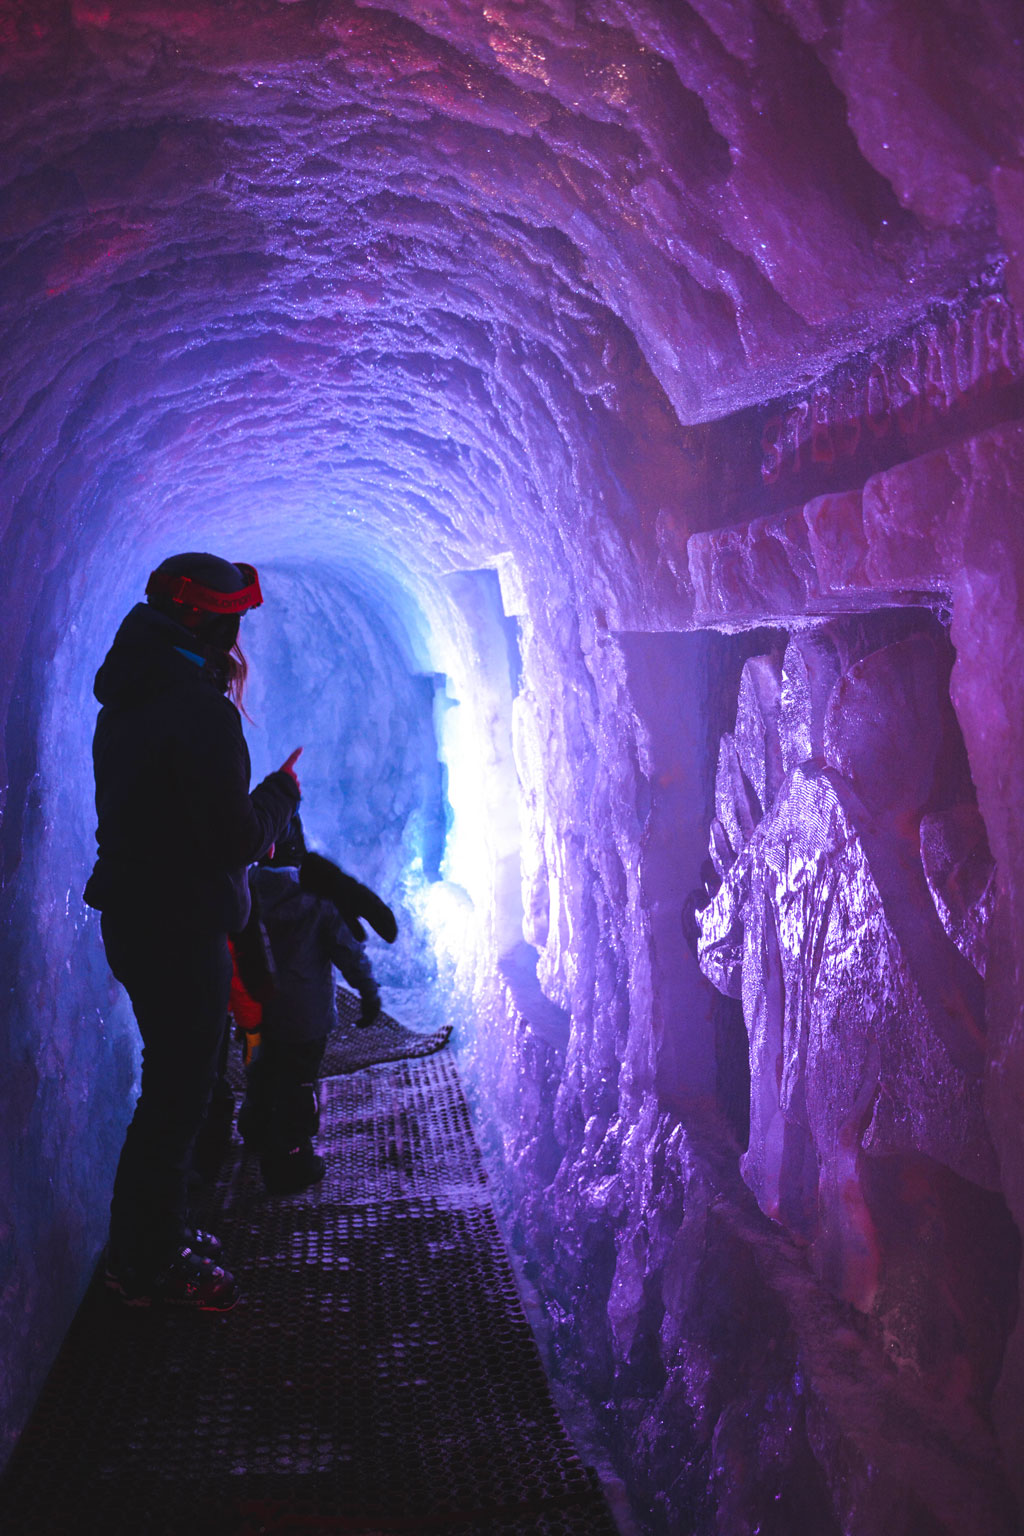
[234,812,397,1195]
[85,552,301,1309]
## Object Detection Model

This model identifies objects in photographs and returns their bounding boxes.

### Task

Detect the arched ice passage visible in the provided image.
[3,5,1024,1533]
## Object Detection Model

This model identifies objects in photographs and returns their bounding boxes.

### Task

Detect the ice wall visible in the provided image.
[697,616,1014,1375]
[2,3,1024,1532]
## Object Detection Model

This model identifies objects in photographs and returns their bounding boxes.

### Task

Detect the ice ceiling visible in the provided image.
[2,3,1024,1533]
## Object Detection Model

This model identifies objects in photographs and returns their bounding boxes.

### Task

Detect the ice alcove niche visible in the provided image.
[2,3,1024,1534]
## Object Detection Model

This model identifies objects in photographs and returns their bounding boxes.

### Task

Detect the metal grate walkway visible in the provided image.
[0,1009,618,1535]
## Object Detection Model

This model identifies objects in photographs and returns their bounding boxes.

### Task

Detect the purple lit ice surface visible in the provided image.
[2,5,1024,1534]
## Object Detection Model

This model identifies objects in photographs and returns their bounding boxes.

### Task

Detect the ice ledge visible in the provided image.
[687,417,1024,629]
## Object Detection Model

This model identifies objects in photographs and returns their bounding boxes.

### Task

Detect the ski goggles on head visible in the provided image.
[146,562,264,614]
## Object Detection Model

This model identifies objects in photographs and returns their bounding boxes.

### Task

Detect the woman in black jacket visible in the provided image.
[85,552,301,1310]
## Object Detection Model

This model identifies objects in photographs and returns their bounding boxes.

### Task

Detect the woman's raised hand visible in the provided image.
[279,747,303,792]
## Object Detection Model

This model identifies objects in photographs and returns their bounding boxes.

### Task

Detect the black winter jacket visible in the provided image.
[84,603,299,932]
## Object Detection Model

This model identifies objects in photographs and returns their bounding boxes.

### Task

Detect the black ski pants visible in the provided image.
[102,909,232,1275]
[242,1034,327,1158]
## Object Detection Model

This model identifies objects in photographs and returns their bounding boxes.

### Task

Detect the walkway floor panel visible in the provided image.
[1,1039,618,1535]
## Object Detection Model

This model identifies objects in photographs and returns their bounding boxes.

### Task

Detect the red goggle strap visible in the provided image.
[146,562,263,614]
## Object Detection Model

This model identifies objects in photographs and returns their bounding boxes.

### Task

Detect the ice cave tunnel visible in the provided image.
[2,2,1024,1532]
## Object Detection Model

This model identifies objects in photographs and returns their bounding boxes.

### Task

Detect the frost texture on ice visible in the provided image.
[779,629,842,771]
[920,806,996,979]
[697,621,1010,1389]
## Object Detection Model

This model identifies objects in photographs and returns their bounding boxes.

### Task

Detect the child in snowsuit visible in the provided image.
[234,814,396,1194]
